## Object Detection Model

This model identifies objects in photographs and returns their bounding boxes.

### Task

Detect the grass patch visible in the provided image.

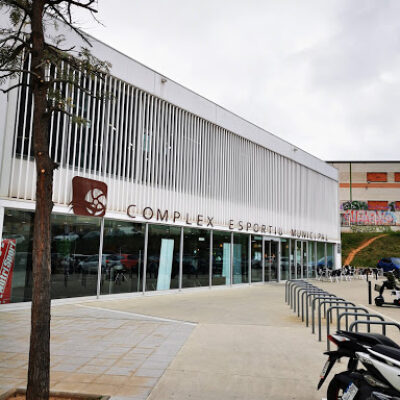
[341,232,400,267]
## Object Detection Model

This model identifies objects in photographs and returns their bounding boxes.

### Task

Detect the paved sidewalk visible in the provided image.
[0,304,195,399]
[2,280,396,400]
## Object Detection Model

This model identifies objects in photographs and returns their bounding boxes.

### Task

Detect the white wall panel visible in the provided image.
[2,69,340,241]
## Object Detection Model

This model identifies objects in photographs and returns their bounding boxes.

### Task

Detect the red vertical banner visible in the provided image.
[0,239,16,304]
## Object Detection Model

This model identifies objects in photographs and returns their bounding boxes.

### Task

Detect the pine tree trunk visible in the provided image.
[26,1,56,399]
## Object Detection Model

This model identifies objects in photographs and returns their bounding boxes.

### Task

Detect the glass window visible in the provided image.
[233,233,249,284]
[296,240,302,278]
[290,239,296,279]
[327,243,334,269]
[280,239,289,281]
[302,242,307,278]
[146,224,180,291]
[212,231,231,286]
[182,228,210,288]
[270,241,279,281]
[307,242,316,278]
[264,240,271,282]
[100,220,145,295]
[251,236,262,283]
[50,214,100,299]
[317,242,326,273]
[2,210,102,302]
[2,209,34,303]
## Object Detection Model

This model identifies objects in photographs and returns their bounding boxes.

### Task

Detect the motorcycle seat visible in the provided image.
[339,330,400,349]
[372,344,400,362]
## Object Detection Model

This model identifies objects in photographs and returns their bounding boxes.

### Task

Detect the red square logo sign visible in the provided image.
[71,177,108,217]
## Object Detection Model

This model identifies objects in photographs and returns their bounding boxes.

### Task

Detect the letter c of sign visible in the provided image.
[127,204,136,218]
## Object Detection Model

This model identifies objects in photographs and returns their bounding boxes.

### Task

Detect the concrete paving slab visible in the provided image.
[2,280,396,399]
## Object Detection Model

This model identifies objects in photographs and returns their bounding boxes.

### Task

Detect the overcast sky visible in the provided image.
[75,0,400,161]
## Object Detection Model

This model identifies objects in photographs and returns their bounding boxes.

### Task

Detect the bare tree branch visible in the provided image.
[0,81,31,93]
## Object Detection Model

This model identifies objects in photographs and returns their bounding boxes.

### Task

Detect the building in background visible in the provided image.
[328,161,400,231]
[0,21,340,304]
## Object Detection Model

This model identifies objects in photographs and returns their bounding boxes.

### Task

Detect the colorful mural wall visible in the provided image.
[340,210,400,226]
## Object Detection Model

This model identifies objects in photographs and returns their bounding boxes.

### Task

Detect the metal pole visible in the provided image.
[96,217,104,299]
[368,281,372,305]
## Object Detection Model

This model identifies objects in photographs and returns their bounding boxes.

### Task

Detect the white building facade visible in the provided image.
[0,26,340,303]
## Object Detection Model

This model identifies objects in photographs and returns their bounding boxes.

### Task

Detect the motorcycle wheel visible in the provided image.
[327,376,350,400]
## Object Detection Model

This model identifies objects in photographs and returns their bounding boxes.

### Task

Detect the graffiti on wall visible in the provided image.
[341,201,400,212]
[341,210,400,226]
[341,201,368,210]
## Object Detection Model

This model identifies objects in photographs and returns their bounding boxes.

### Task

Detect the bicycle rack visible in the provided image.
[306,291,333,327]
[285,281,400,347]
[316,300,355,340]
[337,311,384,333]
[301,288,327,322]
[285,280,302,303]
[296,285,321,317]
[310,295,343,333]
[325,306,383,350]
[349,320,400,336]
[286,280,302,306]
[290,281,309,310]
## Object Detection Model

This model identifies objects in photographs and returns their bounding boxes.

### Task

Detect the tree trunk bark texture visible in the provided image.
[26,1,55,399]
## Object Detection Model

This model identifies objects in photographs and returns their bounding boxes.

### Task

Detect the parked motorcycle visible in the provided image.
[317,330,400,399]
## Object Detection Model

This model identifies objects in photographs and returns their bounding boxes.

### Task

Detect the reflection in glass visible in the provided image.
[212,231,231,286]
[280,239,289,280]
[317,242,326,272]
[327,243,334,269]
[270,241,279,281]
[296,240,302,278]
[50,214,100,299]
[264,240,271,282]
[2,209,34,302]
[233,233,249,284]
[308,241,316,278]
[251,236,262,283]
[146,224,180,291]
[302,242,308,278]
[290,239,296,279]
[101,220,145,295]
[182,228,210,288]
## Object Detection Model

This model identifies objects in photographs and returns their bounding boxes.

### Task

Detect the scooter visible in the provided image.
[356,344,400,393]
[374,270,400,307]
[374,286,400,307]
[317,331,399,399]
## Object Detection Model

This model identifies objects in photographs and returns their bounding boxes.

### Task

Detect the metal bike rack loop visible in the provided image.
[290,281,309,310]
[349,320,400,337]
[317,300,355,340]
[305,291,333,327]
[296,285,320,316]
[301,288,326,322]
[311,296,345,334]
[325,306,382,350]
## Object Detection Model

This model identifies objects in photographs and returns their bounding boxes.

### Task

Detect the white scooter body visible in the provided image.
[357,350,400,392]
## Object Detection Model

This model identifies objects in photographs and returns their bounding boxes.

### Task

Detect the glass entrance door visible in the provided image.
[264,239,279,281]
[295,240,308,278]
[270,240,279,281]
